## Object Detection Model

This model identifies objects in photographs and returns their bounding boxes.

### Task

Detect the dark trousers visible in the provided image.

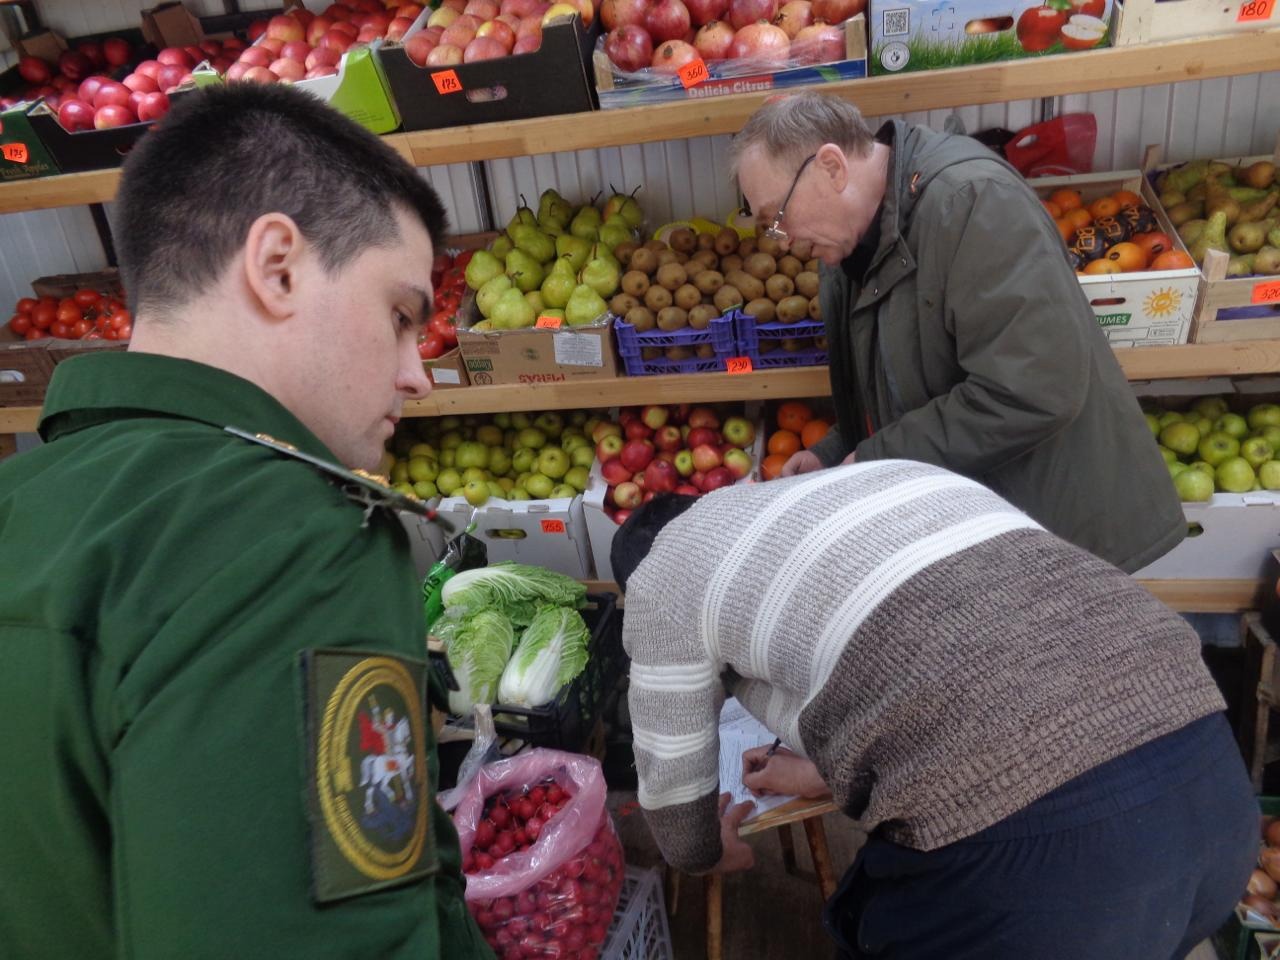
[823,713,1258,960]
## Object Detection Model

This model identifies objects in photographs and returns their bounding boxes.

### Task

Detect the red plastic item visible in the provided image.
[1003,113,1098,178]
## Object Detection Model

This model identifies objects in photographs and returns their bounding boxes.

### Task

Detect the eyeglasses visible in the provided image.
[761,153,816,243]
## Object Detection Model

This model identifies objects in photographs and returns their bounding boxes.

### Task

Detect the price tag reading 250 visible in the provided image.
[432,69,464,95]
[1238,0,1274,21]
[677,58,709,88]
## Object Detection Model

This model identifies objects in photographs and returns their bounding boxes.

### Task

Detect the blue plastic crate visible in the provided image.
[613,312,737,376]
[733,308,828,368]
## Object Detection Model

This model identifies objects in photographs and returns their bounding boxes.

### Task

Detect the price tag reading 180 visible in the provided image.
[1238,0,1274,20]
[677,58,709,88]
[432,69,463,95]
[1252,279,1280,304]
[726,356,754,374]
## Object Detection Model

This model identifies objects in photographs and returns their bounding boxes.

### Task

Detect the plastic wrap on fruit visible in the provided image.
[422,525,489,632]
[454,749,626,959]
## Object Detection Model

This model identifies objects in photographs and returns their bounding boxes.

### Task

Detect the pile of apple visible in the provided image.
[5,289,132,342]
[1013,0,1107,54]
[4,36,135,112]
[461,780,624,960]
[595,403,756,524]
[600,0,863,75]
[400,0,592,66]
[1148,395,1280,501]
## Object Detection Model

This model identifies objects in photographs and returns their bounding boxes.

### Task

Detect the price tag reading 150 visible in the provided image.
[1238,0,1274,20]
[678,58,709,88]
[432,69,463,95]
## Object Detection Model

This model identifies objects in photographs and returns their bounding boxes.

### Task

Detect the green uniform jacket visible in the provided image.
[811,120,1185,574]
[0,352,491,960]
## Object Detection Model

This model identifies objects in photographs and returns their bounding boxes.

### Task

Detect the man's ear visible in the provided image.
[814,143,849,194]
[243,212,306,321]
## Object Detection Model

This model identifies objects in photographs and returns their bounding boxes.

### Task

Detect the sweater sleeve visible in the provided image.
[855,177,1090,475]
[623,595,726,874]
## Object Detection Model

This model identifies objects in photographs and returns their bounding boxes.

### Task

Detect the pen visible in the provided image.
[764,737,782,758]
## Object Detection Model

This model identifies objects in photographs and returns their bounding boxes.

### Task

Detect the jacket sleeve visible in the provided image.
[855,177,1091,476]
[808,425,848,467]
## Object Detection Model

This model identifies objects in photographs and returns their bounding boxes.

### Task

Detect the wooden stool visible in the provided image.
[1240,611,1280,789]
[671,796,839,960]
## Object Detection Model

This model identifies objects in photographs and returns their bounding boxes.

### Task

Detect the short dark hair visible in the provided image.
[610,494,699,593]
[115,83,448,316]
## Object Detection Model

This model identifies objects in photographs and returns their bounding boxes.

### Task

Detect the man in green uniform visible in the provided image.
[0,84,491,959]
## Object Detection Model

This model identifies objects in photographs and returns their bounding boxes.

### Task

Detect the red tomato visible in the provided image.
[31,303,56,330]
[109,310,131,331]
[56,303,81,324]
[454,250,475,269]
[70,318,92,338]
[417,331,445,360]
[428,312,458,347]
[103,327,119,340]
[9,314,32,336]
[15,298,36,314]
[116,323,132,340]
[50,321,72,339]
[25,329,49,341]
[73,288,102,308]
[102,298,124,314]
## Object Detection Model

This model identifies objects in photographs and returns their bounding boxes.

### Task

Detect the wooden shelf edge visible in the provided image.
[1139,578,1266,614]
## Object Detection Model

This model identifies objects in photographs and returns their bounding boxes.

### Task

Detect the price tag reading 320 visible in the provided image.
[1238,0,1274,20]
[432,69,463,94]
[1252,279,1280,305]
[678,58,709,89]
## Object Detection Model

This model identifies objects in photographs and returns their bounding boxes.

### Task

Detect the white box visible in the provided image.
[1133,492,1280,580]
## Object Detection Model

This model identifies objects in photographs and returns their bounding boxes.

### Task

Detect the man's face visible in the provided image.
[737,144,859,267]
[292,206,434,471]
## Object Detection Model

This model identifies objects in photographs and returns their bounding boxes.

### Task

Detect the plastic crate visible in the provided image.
[486,592,624,750]
[602,867,674,960]
[614,313,736,376]
[733,309,828,368]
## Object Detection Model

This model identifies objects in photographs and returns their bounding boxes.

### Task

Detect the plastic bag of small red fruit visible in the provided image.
[454,749,625,960]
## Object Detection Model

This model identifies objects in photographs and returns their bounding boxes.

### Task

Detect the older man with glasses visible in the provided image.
[731,92,1183,575]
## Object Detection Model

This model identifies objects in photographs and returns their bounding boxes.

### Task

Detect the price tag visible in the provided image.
[725,356,753,374]
[1252,279,1280,304]
[677,58,709,89]
[1238,0,1274,20]
[535,315,563,329]
[431,69,463,95]
[1,142,29,164]
[540,519,566,533]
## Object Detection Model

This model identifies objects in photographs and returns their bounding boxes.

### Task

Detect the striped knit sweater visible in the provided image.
[622,460,1224,873]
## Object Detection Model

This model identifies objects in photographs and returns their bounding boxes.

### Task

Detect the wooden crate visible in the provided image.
[1114,0,1278,46]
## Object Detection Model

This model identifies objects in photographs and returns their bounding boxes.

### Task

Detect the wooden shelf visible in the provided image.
[2,29,1279,215]
[1139,578,1267,614]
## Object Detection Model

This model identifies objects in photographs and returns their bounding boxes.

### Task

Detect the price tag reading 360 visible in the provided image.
[677,58,709,89]
[432,69,464,94]
[1238,0,1274,21]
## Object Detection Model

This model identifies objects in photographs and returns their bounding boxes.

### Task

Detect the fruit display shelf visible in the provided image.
[1,28,1279,215]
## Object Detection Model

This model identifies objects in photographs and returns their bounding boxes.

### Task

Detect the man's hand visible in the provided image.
[710,792,756,874]
[741,747,831,800]
[781,450,823,477]
[840,451,857,465]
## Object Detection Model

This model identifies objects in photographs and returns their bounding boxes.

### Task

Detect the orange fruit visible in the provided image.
[1054,217,1075,242]
[762,453,789,481]
[1082,258,1123,275]
[1131,231,1174,261]
[1066,208,1093,229]
[1049,188,1083,212]
[1151,250,1196,271]
[767,429,802,457]
[1087,196,1121,220]
[801,419,830,449]
[1042,199,1062,218]
[1111,189,1143,208]
[1105,241,1148,272]
[776,401,813,434]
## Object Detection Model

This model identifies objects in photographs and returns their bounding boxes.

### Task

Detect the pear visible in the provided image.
[537,216,565,237]
[510,224,555,263]
[489,235,513,259]
[1178,219,1207,246]
[525,290,546,314]
[465,249,505,290]
[538,188,573,225]
[1189,210,1229,264]
[1241,192,1279,223]
[1166,160,1209,195]
[580,254,621,298]
[600,221,633,251]
[1229,220,1268,254]
[1227,254,1257,277]
[540,257,577,309]
[570,205,603,241]
[565,284,608,326]
[1256,246,1280,276]
[476,274,513,318]
[556,233,592,272]
[1270,227,1280,248]
[602,187,644,229]
[505,248,545,293]
[540,308,567,322]
[1205,179,1241,226]
[506,198,538,237]
[492,287,536,329]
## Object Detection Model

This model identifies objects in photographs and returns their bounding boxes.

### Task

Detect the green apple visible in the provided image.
[436,468,463,496]
[538,447,570,479]
[569,410,588,426]
[407,455,438,483]
[476,424,504,447]
[1241,436,1275,469]
[412,479,439,499]
[1158,446,1178,464]
[1249,403,1280,431]
[1215,413,1249,440]
[493,412,512,429]
[1189,461,1216,476]
[439,430,464,450]
[561,434,590,454]
[390,460,410,485]
[1192,396,1229,420]
[1157,411,1185,429]
[510,412,532,430]
[439,415,462,431]
[1259,426,1280,451]
[1167,462,1188,478]
[508,488,531,501]
[1194,417,1214,437]
[1216,456,1257,493]
[461,467,490,485]
[1197,431,1240,467]
[1143,413,1161,437]
[551,484,577,498]
[564,465,590,491]
[512,448,537,473]
[455,441,489,470]
[487,482,507,500]
[517,428,548,450]
[488,448,513,476]
[462,479,490,507]
[534,412,565,437]
[1159,422,1201,457]
[497,477,515,492]
[408,442,436,458]
[1259,461,1280,490]
[524,473,555,499]
[1173,469,1214,502]
[393,481,416,498]
[440,450,456,468]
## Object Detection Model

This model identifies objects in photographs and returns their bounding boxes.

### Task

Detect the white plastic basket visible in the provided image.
[603,866,674,960]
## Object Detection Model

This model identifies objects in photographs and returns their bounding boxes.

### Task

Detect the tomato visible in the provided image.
[116,323,132,340]
[109,310,131,331]
[56,302,82,324]
[25,329,49,341]
[453,250,475,269]
[417,331,445,360]
[50,321,72,339]
[15,298,36,314]
[432,253,453,273]
[73,288,102,308]
[70,319,92,338]
[429,313,458,347]
[103,327,119,340]
[102,298,124,315]
[31,303,56,330]
[9,314,31,336]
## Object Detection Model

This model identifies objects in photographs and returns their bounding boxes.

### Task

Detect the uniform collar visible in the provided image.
[39,350,336,462]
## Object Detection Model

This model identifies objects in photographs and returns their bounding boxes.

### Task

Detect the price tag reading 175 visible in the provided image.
[432,69,463,95]
[1252,279,1280,304]
[677,58,709,89]
[1238,0,1274,21]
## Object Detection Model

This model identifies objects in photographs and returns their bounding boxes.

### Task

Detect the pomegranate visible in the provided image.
[644,0,692,43]
[693,19,735,59]
[650,38,700,72]
[810,0,862,23]
[791,20,842,62]
[728,19,790,60]
[685,0,729,25]
[774,0,812,37]
[605,24,656,71]
[602,0,650,27]
[727,0,777,30]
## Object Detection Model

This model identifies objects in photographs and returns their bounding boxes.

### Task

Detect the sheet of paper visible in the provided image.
[718,698,795,819]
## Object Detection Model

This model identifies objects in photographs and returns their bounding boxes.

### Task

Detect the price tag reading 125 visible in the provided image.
[1252,279,1280,304]
[678,58,709,89]
[1,143,29,164]
[432,69,463,95]
[1238,0,1274,20]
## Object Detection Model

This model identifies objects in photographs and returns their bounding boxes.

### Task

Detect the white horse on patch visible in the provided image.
[360,710,415,814]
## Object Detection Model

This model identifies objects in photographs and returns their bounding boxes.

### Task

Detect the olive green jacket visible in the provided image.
[811,120,1184,573]
[0,352,490,960]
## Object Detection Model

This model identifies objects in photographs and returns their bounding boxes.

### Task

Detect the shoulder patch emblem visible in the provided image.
[302,649,438,902]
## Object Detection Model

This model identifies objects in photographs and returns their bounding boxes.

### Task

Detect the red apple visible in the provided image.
[723,447,753,479]
[158,47,196,69]
[135,59,163,80]
[239,46,275,68]
[258,37,286,55]
[77,41,105,68]
[270,57,307,81]
[200,39,225,58]
[280,40,312,62]
[136,91,170,123]
[104,37,133,67]
[225,61,252,82]
[321,29,356,52]
[593,421,623,443]
[1069,0,1104,15]
[465,0,501,18]
[305,65,340,78]
[441,14,482,47]
[464,36,509,60]
[307,16,335,45]
[601,458,632,485]
[1015,4,1067,51]
[242,65,278,84]
[330,20,361,38]
[691,443,722,472]
[93,81,132,110]
[641,405,669,429]
[386,16,415,41]
[653,425,683,452]
[122,72,159,94]
[476,19,517,49]
[247,19,270,40]
[18,56,52,86]
[620,439,656,473]
[644,458,679,493]
[58,51,93,82]
[183,45,206,65]
[687,406,720,429]
[93,103,136,129]
[613,508,633,525]
[267,14,306,43]
[306,46,343,70]
[77,76,107,104]
[597,435,625,462]
[157,64,187,91]
[703,466,735,491]
[425,43,465,64]
[625,419,653,442]
[405,31,438,65]
[57,98,95,132]
[674,483,700,496]
[613,481,643,509]
[685,426,719,449]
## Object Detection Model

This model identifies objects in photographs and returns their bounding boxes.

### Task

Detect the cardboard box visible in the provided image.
[1114,0,1276,46]
[433,486,596,578]
[141,2,207,49]
[0,96,61,183]
[425,346,469,389]
[595,16,867,109]
[1133,492,1280,580]
[1029,170,1202,346]
[869,0,1114,75]
[377,11,597,131]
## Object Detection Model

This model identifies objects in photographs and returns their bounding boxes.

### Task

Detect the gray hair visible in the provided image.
[728,92,876,180]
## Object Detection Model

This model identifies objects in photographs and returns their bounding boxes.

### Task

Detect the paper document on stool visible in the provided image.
[719,698,795,818]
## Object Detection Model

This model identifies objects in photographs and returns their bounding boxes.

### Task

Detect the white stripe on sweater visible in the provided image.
[639,774,721,810]
[632,723,718,760]
[631,661,718,693]
[808,511,1043,692]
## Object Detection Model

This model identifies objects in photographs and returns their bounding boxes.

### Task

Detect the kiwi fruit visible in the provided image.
[795,271,820,298]
[720,254,744,274]
[776,255,803,279]
[790,239,813,260]
[714,227,740,255]
[668,227,697,254]
[814,335,828,350]
[674,283,702,310]
[655,248,681,268]
[780,337,804,352]
[776,295,810,323]
[625,306,656,332]
[629,247,659,275]
[809,296,821,320]
[744,252,777,280]
[666,345,693,361]
[693,269,725,295]
[674,250,691,264]
[804,258,819,273]
[644,284,674,311]
[696,232,716,251]
[621,270,650,296]
[756,234,783,258]
[725,269,764,302]
[688,304,718,330]
[657,306,689,331]
[695,343,716,359]
[737,237,757,257]
[745,298,776,323]
[759,340,778,354]
[690,249,719,270]
[644,239,667,252]
[641,346,662,361]
[656,262,688,291]
[614,239,639,265]
[713,285,744,313]
[765,274,795,301]
[610,293,640,315]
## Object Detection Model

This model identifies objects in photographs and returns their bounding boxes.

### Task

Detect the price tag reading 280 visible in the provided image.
[1238,0,1274,21]
[677,58,709,89]
[432,69,463,95]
